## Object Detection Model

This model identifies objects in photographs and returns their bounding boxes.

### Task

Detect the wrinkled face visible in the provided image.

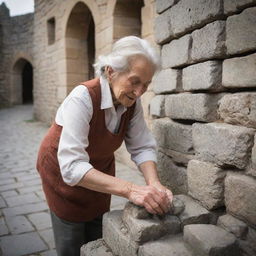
[107,56,155,107]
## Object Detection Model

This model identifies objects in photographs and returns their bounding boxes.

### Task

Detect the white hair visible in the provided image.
[94,36,161,77]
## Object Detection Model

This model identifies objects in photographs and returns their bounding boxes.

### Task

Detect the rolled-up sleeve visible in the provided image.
[57,90,93,186]
[125,99,157,166]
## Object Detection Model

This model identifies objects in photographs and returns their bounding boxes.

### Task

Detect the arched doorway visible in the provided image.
[65,2,95,93]
[12,58,33,105]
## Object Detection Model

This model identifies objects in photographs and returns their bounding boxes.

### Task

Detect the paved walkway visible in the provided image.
[0,105,145,256]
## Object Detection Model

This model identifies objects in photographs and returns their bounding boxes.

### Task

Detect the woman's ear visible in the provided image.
[105,66,114,79]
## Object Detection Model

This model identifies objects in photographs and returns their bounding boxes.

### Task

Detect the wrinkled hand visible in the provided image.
[127,182,173,215]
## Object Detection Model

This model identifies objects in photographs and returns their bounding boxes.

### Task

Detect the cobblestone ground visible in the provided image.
[0,105,145,256]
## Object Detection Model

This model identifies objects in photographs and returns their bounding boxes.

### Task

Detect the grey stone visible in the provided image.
[165,93,222,122]
[170,0,223,36]
[239,227,256,256]
[152,68,181,94]
[1,190,18,199]
[192,122,255,169]
[156,0,178,14]
[28,211,52,230]
[122,202,150,220]
[103,210,139,256]
[183,61,222,91]
[153,118,193,154]
[0,232,48,256]
[81,239,113,256]
[150,95,165,117]
[169,197,185,215]
[175,194,211,228]
[39,229,55,249]
[251,135,256,174]
[223,53,256,88]
[225,173,256,226]
[217,214,248,239]
[5,215,34,234]
[5,193,41,207]
[184,224,241,256]
[191,21,226,62]
[161,34,191,68]
[0,195,6,208]
[0,182,24,192]
[0,217,9,235]
[138,234,193,256]
[41,250,57,256]
[157,152,188,195]
[226,7,256,55]
[224,0,256,14]
[218,92,256,128]
[187,160,226,210]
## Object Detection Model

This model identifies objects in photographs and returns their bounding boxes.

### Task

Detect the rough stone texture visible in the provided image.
[169,0,223,36]
[161,35,191,68]
[250,135,256,176]
[218,92,256,128]
[225,173,256,226]
[183,61,222,91]
[184,224,241,256]
[217,214,248,239]
[157,152,188,195]
[153,118,193,154]
[81,239,113,256]
[191,21,226,62]
[226,7,256,55]
[156,0,178,14]
[165,93,222,122]
[187,160,226,210]
[160,148,195,165]
[150,95,165,117]
[224,0,256,15]
[192,122,255,169]
[138,234,193,256]
[169,197,185,216]
[152,68,181,94]
[223,53,256,88]
[122,202,150,220]
[175,195,211,228]
[239,227,256,256]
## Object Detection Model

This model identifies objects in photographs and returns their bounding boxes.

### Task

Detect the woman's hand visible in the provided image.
[150,181,173,203]
[126,182,173,215]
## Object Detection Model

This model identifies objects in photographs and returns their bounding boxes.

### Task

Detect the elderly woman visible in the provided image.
[37,36,173,256]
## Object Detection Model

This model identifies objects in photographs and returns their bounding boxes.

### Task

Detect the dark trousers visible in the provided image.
[50,211,103,256]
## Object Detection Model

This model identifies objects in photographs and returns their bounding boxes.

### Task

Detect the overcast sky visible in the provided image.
[0,0,34,16]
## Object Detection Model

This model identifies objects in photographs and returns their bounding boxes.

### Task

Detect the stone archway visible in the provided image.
[11,58,33,105]
[65,1,95,93]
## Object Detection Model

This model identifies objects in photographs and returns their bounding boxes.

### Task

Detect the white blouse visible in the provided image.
[55,76,157,186]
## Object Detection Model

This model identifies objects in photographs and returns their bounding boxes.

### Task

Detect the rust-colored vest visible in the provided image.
[37,78,135,222]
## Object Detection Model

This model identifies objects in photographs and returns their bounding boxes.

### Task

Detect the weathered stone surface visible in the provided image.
[192,122,255,169]
[239,227,256,256]
[154,9,173,44]
[175,195,211,228]
[191,21,226,62]
[184,224,241,256]
[138,234,193,256]
[157,152,188,195]
[218,92,256,128]
[223,53,256,88]
[226,7,256,55]
[183,61,222,91]
[250,135,256,177]
[153,118,193,154]
[169,197,185,215]
[187,160,226,210]
[152,68,181,94]
[103,210,139,256]
[123,202,150,220]
[161,35,191,68]
[217,214,248,239]
[165,93,222,122]
[224,0,256,14]
[225,173,256,226]
[81,239,113,256]
[160,148,195,165]
[156,0,178,14]
[170,0,223,36]
[150,95,165,117]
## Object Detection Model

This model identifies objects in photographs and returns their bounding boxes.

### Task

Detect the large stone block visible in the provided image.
[170,0,223,36]
[226,7,256,55]
[156,0,178,14]
[184,224,241,256]
[152,118,193,154]
[239,227,256,256]
[81,239,113,256]
[183,61,222,91]
[191,21,226,62]
[225,173,256,226]
[152,68,181,94]
[187,160,226,210]
[223,53,256,88]
[165,93,222,122]
[224,0,256,15]
[161,35,191,68]
[160,148,195,165]
[218,92,256,128]
[150,95,165,117]
[192,122,255,169]
[157,152,188,195]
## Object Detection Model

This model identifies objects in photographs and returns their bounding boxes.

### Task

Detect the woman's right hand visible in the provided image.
[126,183,171,215]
